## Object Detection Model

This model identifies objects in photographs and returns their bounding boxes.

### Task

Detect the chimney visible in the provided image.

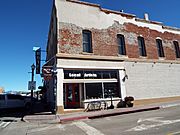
[120,10,124,13]
[144,13,149,21]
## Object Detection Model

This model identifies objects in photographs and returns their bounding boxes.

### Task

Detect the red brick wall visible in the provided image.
[58,22,180,60]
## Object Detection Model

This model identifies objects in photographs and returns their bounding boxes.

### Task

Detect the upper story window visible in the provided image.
[156,39,165,57]
[117,34,126,55]
[137,36,147,57]
[173,41,180,58]
[82,30,92,53]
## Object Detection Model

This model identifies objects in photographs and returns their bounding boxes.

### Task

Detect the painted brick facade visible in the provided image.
[58,21,180,61]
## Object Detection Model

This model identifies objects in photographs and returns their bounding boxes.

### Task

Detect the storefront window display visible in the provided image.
[64,70,120,101]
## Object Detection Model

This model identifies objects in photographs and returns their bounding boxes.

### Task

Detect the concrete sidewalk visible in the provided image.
[23,105,160,124]
[23,100,180,124]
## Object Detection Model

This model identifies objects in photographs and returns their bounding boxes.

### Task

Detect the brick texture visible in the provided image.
[58,22,180,60]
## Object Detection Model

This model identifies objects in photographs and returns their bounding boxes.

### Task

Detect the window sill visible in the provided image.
[81,52,93,55]
[83,97,120,103]
[117,54,128,58]
[158,57,165,60]
[139,56,147,59]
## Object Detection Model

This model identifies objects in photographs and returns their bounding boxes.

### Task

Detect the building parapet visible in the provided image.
[65,0,180,33]
[135,18,163,26]
[162,25,180,32]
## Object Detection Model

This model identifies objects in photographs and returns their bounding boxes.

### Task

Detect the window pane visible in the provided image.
[174,41,180,58]
[83,30,92,53]
[7,94,23,100]
[117,34,126,55]
[104,83,119,98]
[86,83,103,99]
[102,71,111,79]
[156,39,165,57]
[84,70,95,79]
[138,37,146,56]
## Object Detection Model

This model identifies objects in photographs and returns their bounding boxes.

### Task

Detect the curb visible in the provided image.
[59,106,160,123]
[88,106,160,119]
[60,116,88,123]
[23,115,61,124]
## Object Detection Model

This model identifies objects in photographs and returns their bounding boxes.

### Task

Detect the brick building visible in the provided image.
[44,0,180,114]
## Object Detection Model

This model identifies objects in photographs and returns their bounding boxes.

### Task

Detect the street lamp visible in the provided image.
[31,64,35,112]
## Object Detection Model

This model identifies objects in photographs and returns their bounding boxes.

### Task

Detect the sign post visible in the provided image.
[30,64,35,113]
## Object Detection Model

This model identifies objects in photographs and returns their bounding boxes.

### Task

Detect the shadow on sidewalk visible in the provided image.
[0,101,52,119]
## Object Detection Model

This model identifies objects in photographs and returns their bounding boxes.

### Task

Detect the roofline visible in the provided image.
[66,0,136,18]
[65,0,180,33]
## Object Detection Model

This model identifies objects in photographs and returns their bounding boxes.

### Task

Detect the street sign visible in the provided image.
[28,81,36,90]
[35,48,41,74]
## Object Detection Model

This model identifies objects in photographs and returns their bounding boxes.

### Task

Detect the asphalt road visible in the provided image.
[1,105,180,135]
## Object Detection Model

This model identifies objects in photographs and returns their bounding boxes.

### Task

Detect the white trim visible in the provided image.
[156,37,162,40]
[56,68,64,106]
[57,65,124,70]
[138,35,143,37]
[63,78,118,83]
[83,97,120,103]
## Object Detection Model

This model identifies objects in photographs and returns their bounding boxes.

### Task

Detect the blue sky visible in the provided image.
[0,0,180,92]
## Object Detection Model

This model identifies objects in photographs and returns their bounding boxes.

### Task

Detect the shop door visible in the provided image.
[66,84,80,108]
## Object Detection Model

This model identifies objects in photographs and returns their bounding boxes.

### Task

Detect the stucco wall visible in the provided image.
[125,62,180,99]
[55,0,180,35]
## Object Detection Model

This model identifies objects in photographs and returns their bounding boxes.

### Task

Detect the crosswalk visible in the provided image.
[0,121,11,129]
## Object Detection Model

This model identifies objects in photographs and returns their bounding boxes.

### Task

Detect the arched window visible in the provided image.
[82,30,92,53]
[137,36,147,56]
[173,41,180,58]
[117,34,126,55]
[156,39,165,57]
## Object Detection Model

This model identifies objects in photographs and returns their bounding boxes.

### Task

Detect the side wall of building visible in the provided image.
[125,62,180,99]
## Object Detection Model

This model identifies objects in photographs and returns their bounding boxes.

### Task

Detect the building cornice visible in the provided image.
[56,53,180,64]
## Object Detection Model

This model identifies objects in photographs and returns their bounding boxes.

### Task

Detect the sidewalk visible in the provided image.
[23,100,180,124]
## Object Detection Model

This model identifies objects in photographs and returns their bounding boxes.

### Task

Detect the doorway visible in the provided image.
[65,83,80,108]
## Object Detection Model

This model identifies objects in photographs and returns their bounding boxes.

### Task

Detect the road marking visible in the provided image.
[0,122,11,128]
[27,125,57,133]
[73,121,104,135]
[167,131,180,135]
[161,103,180,109]
[0,122,5,127]
[56,124,66,131]
[127,117,180,132]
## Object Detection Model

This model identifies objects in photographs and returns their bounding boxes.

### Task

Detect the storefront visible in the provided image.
[63,69,121,109]
[53,58,127,113]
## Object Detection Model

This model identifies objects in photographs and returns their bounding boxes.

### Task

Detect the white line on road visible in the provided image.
[0,122,5,127]
[73,121,104,135]
[161,103,180,109]
[2,122,11,128]
[0,122,11,128]
[127,117,180,132]
[27,125,57,134]
[168,130,180,135]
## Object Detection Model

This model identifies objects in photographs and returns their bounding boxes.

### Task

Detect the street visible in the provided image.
[1,105,180,135]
